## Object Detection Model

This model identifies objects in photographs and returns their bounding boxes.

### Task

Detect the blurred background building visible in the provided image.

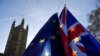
[4,19,28,56]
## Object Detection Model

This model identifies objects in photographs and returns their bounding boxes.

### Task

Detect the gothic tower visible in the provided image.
[4,19,28,56]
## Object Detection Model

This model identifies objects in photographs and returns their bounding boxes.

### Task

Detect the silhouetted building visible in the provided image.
[0,53,4,56]
[4,19,28,56]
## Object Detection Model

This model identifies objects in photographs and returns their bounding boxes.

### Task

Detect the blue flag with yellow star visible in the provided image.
[23,13,65,56]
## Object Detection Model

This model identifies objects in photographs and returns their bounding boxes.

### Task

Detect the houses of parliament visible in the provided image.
[0,19,28,56]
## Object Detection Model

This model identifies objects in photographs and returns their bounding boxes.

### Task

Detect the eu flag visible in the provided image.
[59,6,100,56]
[23,13,65,56]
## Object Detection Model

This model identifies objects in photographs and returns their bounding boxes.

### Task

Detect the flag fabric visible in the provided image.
[23,6,100,56]
[23,13,65,56]
[58,6,71,56]
[58,6,100,56]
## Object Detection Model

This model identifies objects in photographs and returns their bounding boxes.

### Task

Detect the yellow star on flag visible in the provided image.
[72,50,77,56]
[70,27,75,32]
[39,39,45,44]
[73,37,80,43]
[60,23,63,28]
[51,36,55,40]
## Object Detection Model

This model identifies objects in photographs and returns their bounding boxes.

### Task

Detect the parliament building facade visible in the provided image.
[4,19,28,56]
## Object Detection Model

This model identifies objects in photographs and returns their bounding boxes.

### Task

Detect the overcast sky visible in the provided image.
[0,0,99,53]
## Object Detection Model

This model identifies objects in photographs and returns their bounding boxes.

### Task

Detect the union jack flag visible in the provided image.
[58,6,100,56]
